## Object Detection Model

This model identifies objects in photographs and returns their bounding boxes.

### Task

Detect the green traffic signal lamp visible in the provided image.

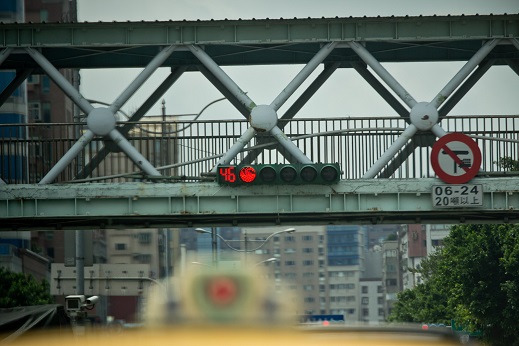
[216,163,341,185]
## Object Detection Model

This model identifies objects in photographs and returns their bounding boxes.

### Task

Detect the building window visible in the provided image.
[285,260,296,266]
[303,247,313,253]
[42,102,51,122]
[28,102,41,121]
[432,239,444,247]
[377,285,383,293]
[378,297,384,305]
[303,260,314,266]
[362,308,369,317]
[378,308,385,316]
[386,264,396,272]
[135,254,152,263]
[304,297,315,303]
[285,235,295,242]
[41,76,51,94]
[386,279,397,287]
[362,286,368,294]
[138,233,151,244]
[303,285,314,291]
[27,74,40,84]
[302,235,313,241]
[284,248,296,254]
[362,297,369,305]
[40,9,48,22]
[115,243,126,250]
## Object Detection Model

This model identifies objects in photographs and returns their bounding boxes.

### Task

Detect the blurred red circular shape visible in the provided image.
[208,277,238,306]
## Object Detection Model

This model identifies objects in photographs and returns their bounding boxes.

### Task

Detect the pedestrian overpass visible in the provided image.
[0,13,518,230]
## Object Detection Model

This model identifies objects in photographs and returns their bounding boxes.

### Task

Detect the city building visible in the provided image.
[382,239,400,318]
[399,224,451,290]
[360,246,385,323]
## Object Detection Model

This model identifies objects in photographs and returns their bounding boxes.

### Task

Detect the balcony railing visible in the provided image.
[1,115,518,184]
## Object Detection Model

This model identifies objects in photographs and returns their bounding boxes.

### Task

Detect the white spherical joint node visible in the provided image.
[86,107,117,136]
[409,102,439,131]
[250,105,278,132]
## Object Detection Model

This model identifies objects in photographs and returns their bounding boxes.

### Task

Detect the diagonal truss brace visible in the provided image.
[189,42,338,171]
[75,66,187,179]
[346,39,500,178]
[25,46,177,184]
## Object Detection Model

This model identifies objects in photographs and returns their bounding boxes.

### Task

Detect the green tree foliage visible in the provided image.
[494,156,519,171]
[389,224,519,346]
[0,267,53,307]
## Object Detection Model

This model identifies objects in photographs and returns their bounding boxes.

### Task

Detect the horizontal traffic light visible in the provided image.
[216,163,341,185]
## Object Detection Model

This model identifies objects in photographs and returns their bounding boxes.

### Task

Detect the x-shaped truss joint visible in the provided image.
[86,107,117,136]
[409,102,439,131]
[250,105,278,132]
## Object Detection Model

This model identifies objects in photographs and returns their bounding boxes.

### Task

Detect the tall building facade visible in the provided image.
[382,240,400,318]
[0,0,27,184]
[399,224,451,291]
[325,225,366,321]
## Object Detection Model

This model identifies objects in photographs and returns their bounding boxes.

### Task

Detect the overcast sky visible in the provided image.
[76,0,519,119]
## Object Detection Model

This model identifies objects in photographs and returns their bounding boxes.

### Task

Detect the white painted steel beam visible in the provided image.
[76,66,187,179]
[28,47,174,182]
[25,48,94,115]
[351,62,409,120]
[188,45,255,111]
[430,39,500,109]
[212,127,256,169]
[191,43,322,168]
[109,45,176,113]
[2,178,519,230]
[362,125,418,178]
[269,126,313,164]
[356,38,499,178]
[109,129,161,176]
[348,41,417,109]
[39,130,95,184]
[270,41,338,111]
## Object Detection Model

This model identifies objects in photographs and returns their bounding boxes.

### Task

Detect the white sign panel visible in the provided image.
[51,263,153,296]
[432,184,483,208]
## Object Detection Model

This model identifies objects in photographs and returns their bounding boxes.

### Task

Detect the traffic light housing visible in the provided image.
[216,163,341,185]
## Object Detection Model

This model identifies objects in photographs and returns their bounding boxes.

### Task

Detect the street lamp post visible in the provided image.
[194,228,295,265]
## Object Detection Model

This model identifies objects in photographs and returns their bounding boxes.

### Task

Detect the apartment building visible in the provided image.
[399,224,451,290]
[382,240,400,317]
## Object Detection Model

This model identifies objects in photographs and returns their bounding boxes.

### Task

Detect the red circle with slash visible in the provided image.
[430,132,481,184]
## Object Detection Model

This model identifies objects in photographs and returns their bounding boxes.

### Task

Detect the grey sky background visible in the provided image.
[76,0,519,119]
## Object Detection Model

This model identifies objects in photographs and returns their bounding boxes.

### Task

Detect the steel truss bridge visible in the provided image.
[1,14,519,230]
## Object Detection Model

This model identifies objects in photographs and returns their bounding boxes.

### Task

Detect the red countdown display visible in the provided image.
[218,166,237,183]
[216,163,341,185]
[218,166,257,184]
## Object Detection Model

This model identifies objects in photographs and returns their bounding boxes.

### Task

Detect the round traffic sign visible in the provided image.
[430,132,481,184]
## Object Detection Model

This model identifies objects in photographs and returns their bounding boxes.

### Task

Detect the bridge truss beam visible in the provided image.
[1,178,518,231]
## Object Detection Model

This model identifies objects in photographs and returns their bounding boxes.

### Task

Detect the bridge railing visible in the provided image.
[0,115,517,184]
